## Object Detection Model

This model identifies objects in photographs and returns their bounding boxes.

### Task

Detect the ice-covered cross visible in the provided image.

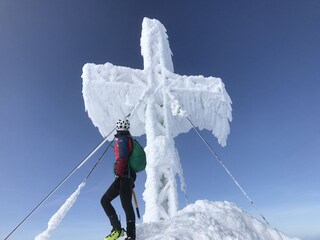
[82,17,232,222]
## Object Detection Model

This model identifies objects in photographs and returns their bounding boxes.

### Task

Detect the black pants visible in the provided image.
[101,177,136,238]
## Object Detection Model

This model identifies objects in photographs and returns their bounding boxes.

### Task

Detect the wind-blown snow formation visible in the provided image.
[134,200,300,240]
[82,17,232,222]
[34,182,85,240]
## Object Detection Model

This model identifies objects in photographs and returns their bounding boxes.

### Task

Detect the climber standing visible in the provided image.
[101,118,136,240]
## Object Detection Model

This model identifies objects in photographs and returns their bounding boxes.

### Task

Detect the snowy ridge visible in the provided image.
[133,200,300,240]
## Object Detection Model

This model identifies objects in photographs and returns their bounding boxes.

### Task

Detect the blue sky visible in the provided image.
[1,1,320,240]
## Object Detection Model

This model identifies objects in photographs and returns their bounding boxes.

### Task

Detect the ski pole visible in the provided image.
[132,189,140,219]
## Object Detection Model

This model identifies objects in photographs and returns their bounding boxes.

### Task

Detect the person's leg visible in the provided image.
[120,178,136,239]
[101,178,121,230]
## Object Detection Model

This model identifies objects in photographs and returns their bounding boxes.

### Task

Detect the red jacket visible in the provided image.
[114,131,133,176]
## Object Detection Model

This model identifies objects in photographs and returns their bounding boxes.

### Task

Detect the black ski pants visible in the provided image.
[101,177,135,237]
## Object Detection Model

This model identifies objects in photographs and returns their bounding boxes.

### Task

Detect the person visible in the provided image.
[101,119,136,240]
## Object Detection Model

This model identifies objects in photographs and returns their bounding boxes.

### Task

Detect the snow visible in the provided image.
[132,200,300,240]
[34,182,86,240]
[82,17,232,222]
[82,18,232,145]
[34,195,301,240]
[33,17,300,240]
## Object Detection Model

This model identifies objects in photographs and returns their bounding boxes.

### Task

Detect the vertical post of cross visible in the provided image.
[141,18,180,222]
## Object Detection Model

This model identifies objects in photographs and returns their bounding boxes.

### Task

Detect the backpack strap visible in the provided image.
[127,136,133,178]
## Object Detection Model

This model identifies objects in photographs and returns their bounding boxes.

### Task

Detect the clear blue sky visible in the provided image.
[1,1,319,240]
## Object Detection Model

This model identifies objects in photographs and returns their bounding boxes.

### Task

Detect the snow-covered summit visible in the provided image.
[134,200,300,240]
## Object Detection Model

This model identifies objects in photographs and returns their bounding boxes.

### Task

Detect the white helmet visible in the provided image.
[116,118,130,131]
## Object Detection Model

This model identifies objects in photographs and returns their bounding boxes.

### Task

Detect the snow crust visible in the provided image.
[133,200,300,240]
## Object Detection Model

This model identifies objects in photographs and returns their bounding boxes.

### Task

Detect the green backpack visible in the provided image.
[129,139,146,172]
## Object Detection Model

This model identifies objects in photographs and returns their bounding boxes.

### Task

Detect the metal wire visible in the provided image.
[185,116,270,225]
[4,84,151,240]
[3,129,115,240]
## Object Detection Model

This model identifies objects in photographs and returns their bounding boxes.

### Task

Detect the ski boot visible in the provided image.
[125,220,135,240]
[104,228,125,240]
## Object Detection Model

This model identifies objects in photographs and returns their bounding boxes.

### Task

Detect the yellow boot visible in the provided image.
[104,228,124,240]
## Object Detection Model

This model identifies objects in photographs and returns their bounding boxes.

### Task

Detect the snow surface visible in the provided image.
[130,200,300,240]
[82,17,232,222]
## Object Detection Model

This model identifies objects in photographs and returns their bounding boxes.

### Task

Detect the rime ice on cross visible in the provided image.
[82,17,232,222]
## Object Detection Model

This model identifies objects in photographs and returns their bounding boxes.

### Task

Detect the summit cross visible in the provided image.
[82,17,232,222]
